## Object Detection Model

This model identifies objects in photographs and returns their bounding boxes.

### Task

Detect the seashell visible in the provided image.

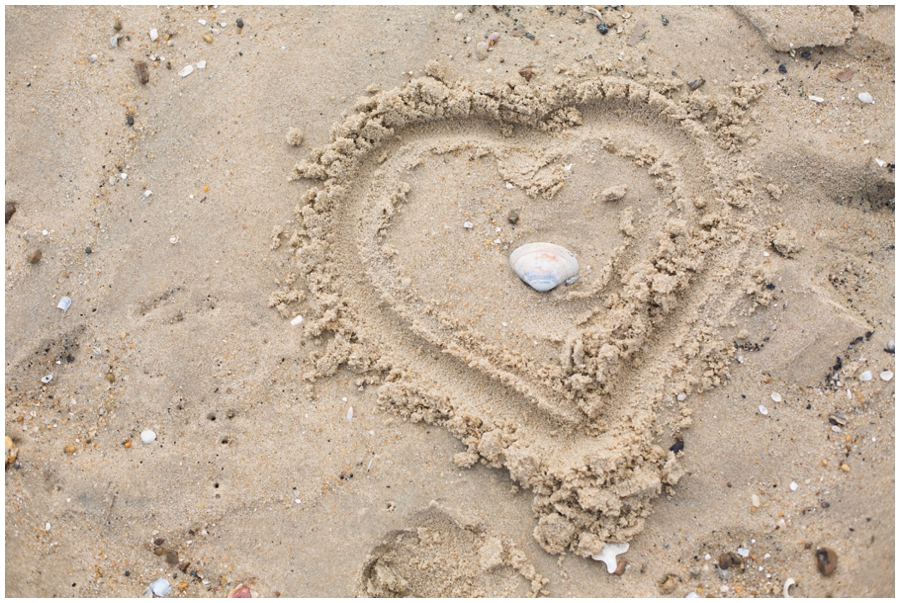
[509,242,579,292]
[6,435,18,467]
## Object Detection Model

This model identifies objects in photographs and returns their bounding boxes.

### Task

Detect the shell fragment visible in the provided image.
[591,542,629,573]
[178,64,194,77]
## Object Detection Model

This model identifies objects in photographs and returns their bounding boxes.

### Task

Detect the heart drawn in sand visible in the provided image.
[288,69,749,556]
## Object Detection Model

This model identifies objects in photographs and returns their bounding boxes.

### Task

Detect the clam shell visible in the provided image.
[509,242,579,292]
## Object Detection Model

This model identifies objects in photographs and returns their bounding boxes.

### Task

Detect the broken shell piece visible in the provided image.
[880,370,893,382]
[149,578,171,597]
[860,370,873,381]
[6,435,18,467]
[110,35,119,48]
[196,60,206,69]
[290,315,304,326]
[509,242,579,292]
[178,64,193,77]
[57,296,72,312]
[783,577,796,598]
[149,28,158,42]
[582,6,602,19]
[828,411,847,426]
[228,584,253,598]
[591,542,629,574]
[858,92,874,104]
[41,373,54,384]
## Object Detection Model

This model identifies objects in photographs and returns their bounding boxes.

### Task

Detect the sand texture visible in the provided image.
[5,5,895,598]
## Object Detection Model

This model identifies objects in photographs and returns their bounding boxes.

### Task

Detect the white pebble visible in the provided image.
[290,315,304,326]
[42,229,49,236]
[169,236,178,244]
[676,393,686,401]
[346,406,354,422]
[144,190,152,197]
[198,19,207,25]
[140,430,156,444]
[41,373,54,384]
[770,392,782,402]
[505,182,514,189]
[109,35,119,48]
[454,12,463,21]
[89,54,97,63]
[880,370,893,382]
[120,173,127,180]
[149,578,170,597]
[808,95,824,103]
[860,370,873,381]
[737,547,750,557]
[197,60,206,69]
[790,481,798,491]
[758,404,768,415]
[57,296,72,312]
[751,494,761,507]
[149,28,158,42]
[463,221,473,229]
[858,92,874,104]
[178,64,194,77]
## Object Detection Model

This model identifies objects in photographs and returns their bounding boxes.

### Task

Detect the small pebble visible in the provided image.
[27,248,42,264]
[858,92,874,104]
[140,430,156,444]
[463,221,473,229]
[778,64,787,74]
[89,54,98,63]
[885,340,895,354]
[85,247,92,254]
[737,547,750,557]
[58,296,72,312]
[236,17,244,29]
[290,315,304,326]
[5,202,16,224]
[196,60,206,69]
[507,210,519,225]
[758,404,768,415]
[178,64,193,77]
[790,481,798,491]
[475,41,489,60]
[770,392,782,402]
[64,444,77,454]
[228,584,252,598]
[135,61,149,85]
[751,494,760,508]
[661,15,669,26]
[149,29,158,42]
[114,17,122,31]
[718,553,731,569]
[518,67,534,82]
[5,436,18,467]
[816,547,837,576]
[144,190,153,198]
[202,33,213,44]
[596,22,609,35]
[880,370,893,382]
[860,370,872,381]
[454,12,463,21]
[126,114,134,126]
[110,35,119,48]
[487,31,500,46]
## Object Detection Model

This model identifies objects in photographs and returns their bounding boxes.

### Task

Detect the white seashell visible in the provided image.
[149,28,158,42]
[783,577,796,598]
[509,243,579,292]
[858,92,874,104]
[178,64,193,77]
[590,542,629,573]
[140,430,156,444]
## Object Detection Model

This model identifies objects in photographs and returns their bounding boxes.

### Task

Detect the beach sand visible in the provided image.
[5,5,894,597]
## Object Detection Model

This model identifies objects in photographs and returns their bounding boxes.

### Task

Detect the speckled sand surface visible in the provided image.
[5,6,894,597]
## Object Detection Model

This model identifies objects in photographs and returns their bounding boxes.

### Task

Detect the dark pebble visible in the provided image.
[822,501,830,508]
[27,248,42,264]
[5,202,16,224]
[165,551,179,565]
[718,552,731,570]
[126,114,134,126]
[154,546,166,556]
[596,22,609,35]
[153,537,165,546]
[613,559,626,575]
[778,64,787,74]
[661,15,669,26]
[687,77,705,91]
[236,17,244,29]
[507,209,519,224]
[85,247,92,254]
[124,571,130,577]
[525,32,535,40]
[816,547,837,576]
[669,440,684,453]
[801,50,812,60]
[518,67,533,82]
[135,61,149,85]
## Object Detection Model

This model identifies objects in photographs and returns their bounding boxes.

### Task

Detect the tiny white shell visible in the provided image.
[858,92,874,104]
[509,242,579,292]
[140,430,156,444]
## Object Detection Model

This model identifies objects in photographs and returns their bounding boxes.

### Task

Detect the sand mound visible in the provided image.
[357,502,546,597]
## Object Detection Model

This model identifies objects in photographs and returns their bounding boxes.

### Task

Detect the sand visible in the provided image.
[4,5,894,598]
